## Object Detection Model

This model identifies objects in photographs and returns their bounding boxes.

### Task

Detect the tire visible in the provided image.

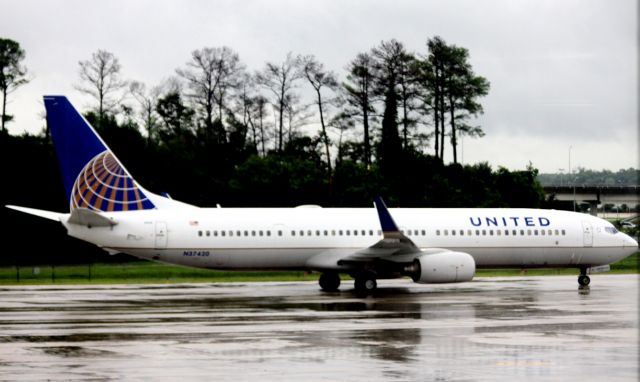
[319,273,341,291]
[354,273,377,293]
[578,275,591,287]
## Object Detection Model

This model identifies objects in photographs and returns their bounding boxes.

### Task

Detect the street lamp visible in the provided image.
[569,146,575,212]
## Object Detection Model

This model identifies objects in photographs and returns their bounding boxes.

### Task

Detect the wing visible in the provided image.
[305,197,429,271]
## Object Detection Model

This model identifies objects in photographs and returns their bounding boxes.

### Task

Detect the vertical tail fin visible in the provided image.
[44,96,156,212]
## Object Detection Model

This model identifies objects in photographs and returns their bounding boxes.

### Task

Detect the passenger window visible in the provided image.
[251,230,256,236]
[504,230,509,236]
[451,230,456,236]
[331,230,336,236]
[278,230,282,236]
[512,230,517,236]
[421,230,426,235]
[527,230,531,236]
[482,230,486,236]
[370,230,374,236]
[436,230,441,236]
[548,230,552,236]
[353,230,358,236]
[534,230,538,236]
[244,230,248,236]
[562,229,566,235]
[475,230,480,236]
[444,230,448,236]
[214,231,218,237]
[554,229,559,235]
[520,230,524,236]
[236,230,241,237]
[221,231,226,237]
[489,230,493,236]
[324,230,328,236]
[229,231,234,237]
[206,231,210,237]
[291,230,296,236]
[377,230,382,235]
[467,230,472,236]
[496,230,501,236]
[339,230,343,236]
[300,230,304,236]
[198,230,202,237]
[541,230,545,236]
[307,230,311,236]
[260,231,264,236]
[346,230,351,236]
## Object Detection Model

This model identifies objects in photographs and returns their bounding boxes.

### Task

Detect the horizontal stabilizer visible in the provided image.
[67,208,117,227]
[5,205,64,221]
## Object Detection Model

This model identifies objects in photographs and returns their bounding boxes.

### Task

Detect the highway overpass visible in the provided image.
[543,186,639,216]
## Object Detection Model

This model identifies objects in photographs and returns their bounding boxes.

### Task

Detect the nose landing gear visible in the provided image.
[578,267,591,287]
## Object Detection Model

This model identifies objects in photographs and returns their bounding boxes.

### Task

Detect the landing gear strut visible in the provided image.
[578,267,591,287]
[319,272,341,291]
[354,271,377,294]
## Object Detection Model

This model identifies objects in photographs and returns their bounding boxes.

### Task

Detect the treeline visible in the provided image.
[0,130,545,265]
[538,168,639,187]
[0,36,548,265]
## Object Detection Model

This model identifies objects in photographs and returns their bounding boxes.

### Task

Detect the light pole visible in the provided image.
[569,146,575,211]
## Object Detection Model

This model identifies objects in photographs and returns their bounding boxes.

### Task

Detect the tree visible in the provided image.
[300,54,339,176]
[0,38,29,133]
[342,53,376,166]
[443,45,489,164]
[155,91,195,142]
[396,51,420,150]
[255,52,303,152]
[130,81,162,146]
[371,40,406,173]
[420,37,489,163]
[248,95,270,156]
[177,47,245,143]
[76,50,127,125]
[421,37,448,160]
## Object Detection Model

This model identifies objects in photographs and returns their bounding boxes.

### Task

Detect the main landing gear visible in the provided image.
[319,272,341,291]
[354,271,377,294]
[578,267,591,287]
[318,271,378,294]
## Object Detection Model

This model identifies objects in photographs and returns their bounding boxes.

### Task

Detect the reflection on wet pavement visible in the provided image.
[0,275,637,381]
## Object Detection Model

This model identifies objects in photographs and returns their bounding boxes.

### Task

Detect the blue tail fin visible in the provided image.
[44,96,155,212]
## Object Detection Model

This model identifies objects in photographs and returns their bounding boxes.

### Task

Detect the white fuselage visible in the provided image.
[63,207,637,271]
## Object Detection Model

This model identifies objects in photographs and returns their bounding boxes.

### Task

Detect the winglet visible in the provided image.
[366,196,418,254]
[373,196,399,233]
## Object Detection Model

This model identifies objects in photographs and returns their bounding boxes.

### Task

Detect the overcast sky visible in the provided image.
[1,0,637,173]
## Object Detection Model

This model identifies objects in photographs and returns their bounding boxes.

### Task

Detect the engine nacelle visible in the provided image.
[410,251,476,284]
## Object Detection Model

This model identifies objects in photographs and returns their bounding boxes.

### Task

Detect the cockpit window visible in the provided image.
[604,227,618,234]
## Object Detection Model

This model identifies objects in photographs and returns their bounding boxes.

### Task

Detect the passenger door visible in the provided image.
[155,221,168,249]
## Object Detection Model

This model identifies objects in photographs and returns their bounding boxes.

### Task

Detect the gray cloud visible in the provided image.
[1,0,637,171]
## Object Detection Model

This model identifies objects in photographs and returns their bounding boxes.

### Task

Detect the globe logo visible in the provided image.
[70,151,155,211]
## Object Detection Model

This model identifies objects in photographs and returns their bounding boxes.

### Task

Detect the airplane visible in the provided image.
[5,95,638,293]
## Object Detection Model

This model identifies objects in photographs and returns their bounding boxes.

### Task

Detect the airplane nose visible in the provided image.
[623,234,638,248]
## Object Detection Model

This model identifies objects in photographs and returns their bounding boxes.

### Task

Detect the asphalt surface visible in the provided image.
[0,275,637,381]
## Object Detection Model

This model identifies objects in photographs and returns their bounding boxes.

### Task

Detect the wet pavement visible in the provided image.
[0,275,637,381]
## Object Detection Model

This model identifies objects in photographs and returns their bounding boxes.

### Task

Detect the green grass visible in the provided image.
[0,252,636,285]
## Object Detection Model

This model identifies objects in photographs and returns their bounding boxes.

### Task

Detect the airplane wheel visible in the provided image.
[578,275,590,287]
[319,272,341,291]
[354,273,377,293]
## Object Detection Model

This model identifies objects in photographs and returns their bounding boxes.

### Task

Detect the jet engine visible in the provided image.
[407,251,476,283]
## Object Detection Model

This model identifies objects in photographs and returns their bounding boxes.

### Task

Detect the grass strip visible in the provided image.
[0,252,636,285]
